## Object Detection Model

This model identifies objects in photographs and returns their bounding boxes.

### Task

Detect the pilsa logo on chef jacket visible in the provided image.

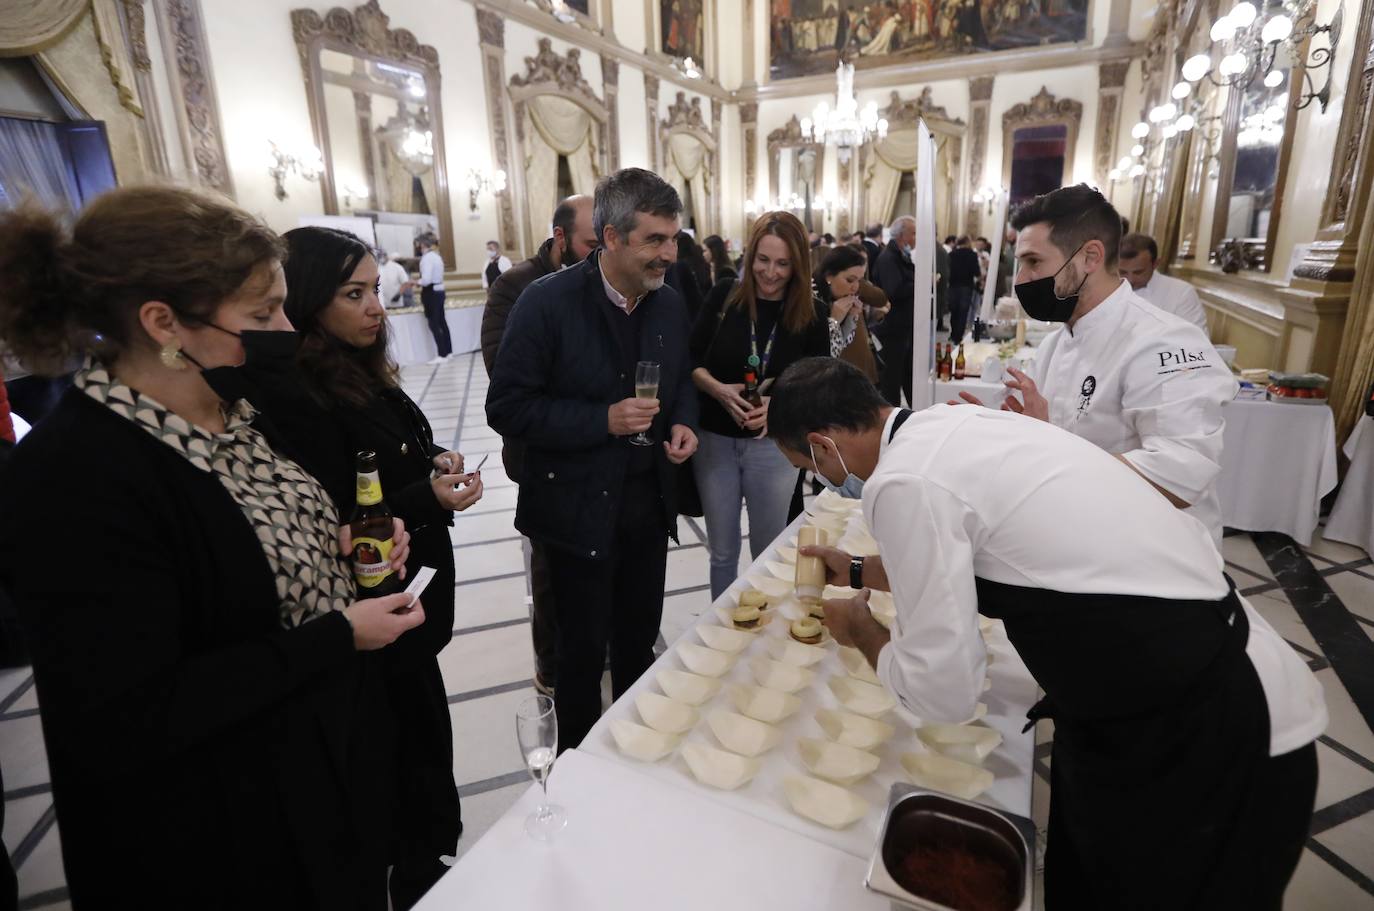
[1076,375,1097,419]
[1155,348,1214,375]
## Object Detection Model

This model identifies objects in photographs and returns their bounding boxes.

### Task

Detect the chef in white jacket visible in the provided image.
[1119,231,1209,332]
[768,357,1324,911]
[957,186,1236,543]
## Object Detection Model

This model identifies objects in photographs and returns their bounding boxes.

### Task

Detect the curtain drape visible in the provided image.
[865,128,923,228]
[524,113,559,248]
[0,0,86,55]
[417,167,437,216]
[566,140,596,196]
[381,149,415,214]
[0,117,81,213]
[667,132,711,234]
[1330,161,1374,446]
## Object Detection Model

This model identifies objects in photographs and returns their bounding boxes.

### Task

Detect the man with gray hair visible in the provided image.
[488,168,699,749]
[873,214,917,405]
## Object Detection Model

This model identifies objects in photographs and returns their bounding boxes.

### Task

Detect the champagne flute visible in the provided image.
[630,360,660,447]
[515,694,566,840]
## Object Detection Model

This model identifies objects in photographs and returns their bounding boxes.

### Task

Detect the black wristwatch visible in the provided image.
[850,556,865,591]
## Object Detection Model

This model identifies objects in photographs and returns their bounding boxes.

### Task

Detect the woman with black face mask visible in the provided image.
[0,188,421,909]
[254,227,482,909]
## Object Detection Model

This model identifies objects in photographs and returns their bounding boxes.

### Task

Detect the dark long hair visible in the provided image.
[282,227,397,408]
[676,232,711,293]
[728,211,815,334]
[701,234,732,283]
[812,244,867,303]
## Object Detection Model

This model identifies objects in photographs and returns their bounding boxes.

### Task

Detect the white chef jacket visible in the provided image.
[379,259,410,307]
[419,250,445,290]
[1025,280,1237,542]
[866,405,1326,757]
[1137,270,1208,334]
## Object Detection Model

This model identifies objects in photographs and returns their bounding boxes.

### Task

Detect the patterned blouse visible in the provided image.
[77,364,355,628]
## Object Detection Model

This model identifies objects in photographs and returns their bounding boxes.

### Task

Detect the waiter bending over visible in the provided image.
[955,186,1235,543]
[774,357,1324,911]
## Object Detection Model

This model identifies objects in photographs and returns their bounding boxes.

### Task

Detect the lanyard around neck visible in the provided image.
[749,310,779,377]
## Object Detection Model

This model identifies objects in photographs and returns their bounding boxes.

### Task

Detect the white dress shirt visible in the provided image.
[1025,280,1237,542]
[379,259,410,307]
[419,250,445,289]
[866,405,1326,757]
[481,254,514,289]
[1137,270,1208,333]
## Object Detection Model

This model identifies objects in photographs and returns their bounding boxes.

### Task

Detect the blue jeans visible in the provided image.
[693,430,798,600]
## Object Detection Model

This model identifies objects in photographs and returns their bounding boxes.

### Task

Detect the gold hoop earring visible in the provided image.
[159,340,188,371]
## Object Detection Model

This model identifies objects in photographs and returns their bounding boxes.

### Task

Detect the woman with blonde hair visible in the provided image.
[688,211,852,598]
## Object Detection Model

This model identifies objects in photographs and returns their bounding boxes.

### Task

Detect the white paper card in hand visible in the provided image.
[404,566,437,605]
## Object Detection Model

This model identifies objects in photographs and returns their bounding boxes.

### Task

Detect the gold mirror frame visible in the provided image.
[291,0,455,268]
[1001,87,1083,198]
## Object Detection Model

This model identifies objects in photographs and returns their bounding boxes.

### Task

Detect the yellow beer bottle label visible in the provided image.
[352,536,394,588]
[356,470,383,506]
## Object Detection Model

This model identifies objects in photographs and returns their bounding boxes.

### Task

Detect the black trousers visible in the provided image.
[877,337,913,407]
[948,284,977,344]
[420,287,452,358]
[528,536,558,684]
[542,474,668,751]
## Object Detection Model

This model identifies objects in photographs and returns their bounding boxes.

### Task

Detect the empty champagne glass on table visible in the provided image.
[631,360,660,447]
[515,694,566,840]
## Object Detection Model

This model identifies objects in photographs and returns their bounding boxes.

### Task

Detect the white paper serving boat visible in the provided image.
[776,545,798,563]
[677,642,737,678]
[655,668,721,706]
[681,742,760,790]
[706,710,781,757]
[838,647,881,685]
[740,574,793,601]
[915,723,1003,764]
[900,751,995,800]
[609,718,681,762]
[783,775,871,829]
[766,560,796,581]
[634,691,698,735]
[696,624,755,654]
[767,638,827,668]
[797,737,881,786]
[814,707,895,751]
[727,683,802,724]
[712,605,774,632]
[750,656,815,694]
[828,676,896,717]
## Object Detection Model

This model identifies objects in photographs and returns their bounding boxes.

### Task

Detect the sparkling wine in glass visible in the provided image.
[515,694,566,840]
[631,360,660,447]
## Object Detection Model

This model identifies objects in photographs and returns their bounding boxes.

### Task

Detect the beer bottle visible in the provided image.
[939,344,953,381]
[743,364,764,407]
[954,344,966,380]
[350,450,403,596]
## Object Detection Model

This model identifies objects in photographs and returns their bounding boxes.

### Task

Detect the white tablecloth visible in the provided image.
[580,509,1038,860]
[933,376,1012,407]
[1217,399,1339,545]
[385,305,483,366]
[416,750,888,911]
[1324,415,1374,558]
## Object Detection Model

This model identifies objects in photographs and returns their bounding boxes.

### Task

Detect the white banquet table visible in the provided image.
[1217,398,1339,545]
[414,750,889,911]
[385,304,482,365]
[1323,415,1374,558]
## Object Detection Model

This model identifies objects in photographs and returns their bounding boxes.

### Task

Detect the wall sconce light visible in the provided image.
[970,184,1003,216]
[340,177,370,212]
[550,0,577,23]
[462,167,508,213]
[267,140,323,201]
[676,57,702,80]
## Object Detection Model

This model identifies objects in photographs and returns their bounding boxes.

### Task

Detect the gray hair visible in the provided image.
[593,168,682,243]
[889,215,916,236]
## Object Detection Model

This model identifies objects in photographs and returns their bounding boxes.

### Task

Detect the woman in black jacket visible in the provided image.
[273,227,481,910]
[0,187,420,909]
[702,234,737,287]
[689,211,851,599]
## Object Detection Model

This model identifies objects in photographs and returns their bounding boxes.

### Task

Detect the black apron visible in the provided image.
[976,576,1311,909]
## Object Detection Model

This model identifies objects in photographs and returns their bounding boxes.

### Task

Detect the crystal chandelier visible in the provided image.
[800,63,888,163]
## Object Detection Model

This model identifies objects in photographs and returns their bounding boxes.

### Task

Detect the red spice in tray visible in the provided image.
[895,841,1019,911]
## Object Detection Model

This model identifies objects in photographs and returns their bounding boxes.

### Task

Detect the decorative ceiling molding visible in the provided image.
[508,37,607,120]
[877,87,963,128]
[1002,86,1083,130]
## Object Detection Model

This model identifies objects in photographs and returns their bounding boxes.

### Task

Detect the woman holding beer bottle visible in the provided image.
[266,226,481,910]
[688,211,850,599]
[0,187,418,909]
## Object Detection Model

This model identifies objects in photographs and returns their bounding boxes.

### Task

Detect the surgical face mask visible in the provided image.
[487,248,500,259]
[809,435,864,499]
[1013,243,1088,323]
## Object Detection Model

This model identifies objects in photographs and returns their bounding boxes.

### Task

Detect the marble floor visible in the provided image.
[3,350,1373,909]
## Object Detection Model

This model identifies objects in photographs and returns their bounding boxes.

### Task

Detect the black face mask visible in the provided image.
[198,327,301,403]
[1014,244,1088,323]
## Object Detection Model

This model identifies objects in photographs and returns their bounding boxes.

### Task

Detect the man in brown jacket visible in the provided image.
[480,194,596,695]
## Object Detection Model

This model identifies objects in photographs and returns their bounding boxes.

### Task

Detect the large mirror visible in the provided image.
[292,1,455,267]
[766,115,827,232]
[1219,64,1292,267]
[1001,87,1082,208]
